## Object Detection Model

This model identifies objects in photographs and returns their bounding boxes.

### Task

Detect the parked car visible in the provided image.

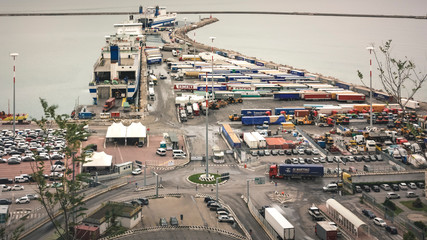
[156,148,167,156]
[264,149,271,156]
[362,209,376,219]
[132,168,142,175]
[279,150,286,155]
[373,217,386,227]
[355,186,362,193]
[16,196,30,204]
[159,217,168,227]
[25,194,39,200]
[386,192,400,199]
[170,216,179,226]
[391,184,400,191]
[204,196,214,203]
[11,185,24,191]
[416,182,425,189]
[0,185,11,192]
[385,225,398,234]
[408,182,417,189]
[399,183,408,190]
[371,185,380,192]
[406,192,419,198]
[363,185,371,192]
[258,150,265,156]
[380,184,391,191]
[319,157,326,163]
[0,199,12,205]
[218,215,235,223]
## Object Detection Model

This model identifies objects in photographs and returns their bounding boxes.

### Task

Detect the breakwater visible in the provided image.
[0,11,426,20]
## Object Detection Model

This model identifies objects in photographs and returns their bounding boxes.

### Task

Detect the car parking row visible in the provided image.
[354,181,425,199]
[204,196,235,224]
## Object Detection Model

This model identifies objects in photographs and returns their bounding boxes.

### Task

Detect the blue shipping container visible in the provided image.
[241,115,286,125]
[273,92,301,100]
[241,109,272,116]
[274,107,305,115]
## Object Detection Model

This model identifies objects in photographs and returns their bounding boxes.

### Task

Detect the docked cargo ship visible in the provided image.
[0,111,28,122]
[136,6,177,29]
[89,18,144,105]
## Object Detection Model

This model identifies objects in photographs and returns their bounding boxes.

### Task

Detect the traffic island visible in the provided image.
[188,173,223,185]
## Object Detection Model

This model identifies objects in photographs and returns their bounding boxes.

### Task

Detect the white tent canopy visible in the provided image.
[126,122,147,138]
[83,152,112,167]
[106,122,127,138]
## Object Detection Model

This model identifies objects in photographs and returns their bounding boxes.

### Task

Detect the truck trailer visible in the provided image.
[265,208,295,240]
[315,221,338,240]
[269,164,324,179]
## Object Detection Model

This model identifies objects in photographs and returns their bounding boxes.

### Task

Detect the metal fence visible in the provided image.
[247,199,277,240]
[362,192,425,240]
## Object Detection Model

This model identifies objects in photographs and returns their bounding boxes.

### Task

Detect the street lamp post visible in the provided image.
[192,25,197,70]
[367,46,374,128]
[209,37,216,100]
[183,18,187,54]
[153,172,159,197]
[10,53,18,138]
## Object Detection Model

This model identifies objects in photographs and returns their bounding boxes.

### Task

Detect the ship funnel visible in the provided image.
[129,15,133,20]
[139,6,143,14]
[155,6,159,17]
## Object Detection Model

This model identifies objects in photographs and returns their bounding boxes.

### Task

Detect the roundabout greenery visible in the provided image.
[188,173,222,184]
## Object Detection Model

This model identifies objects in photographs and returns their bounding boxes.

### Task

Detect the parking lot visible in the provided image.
[132,194,242,234]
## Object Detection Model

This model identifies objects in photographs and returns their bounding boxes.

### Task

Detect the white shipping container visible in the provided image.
[251,131,266,148]
[265,208,295,240]
[243,132,258,149]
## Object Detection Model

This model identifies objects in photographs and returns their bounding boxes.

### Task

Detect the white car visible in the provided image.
[0,185,11,192]
[16,196,30,204]
[408,182,417,189]
[12,185,24,191]
[132,168,142,175]
[399,183,408,190]
[218,215,234,223]
[373,217,386,227]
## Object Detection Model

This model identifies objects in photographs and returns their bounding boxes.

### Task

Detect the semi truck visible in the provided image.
[241,115,286,125]
[265,207,295,240]
[269,164,324,179]
[103,98,115,112]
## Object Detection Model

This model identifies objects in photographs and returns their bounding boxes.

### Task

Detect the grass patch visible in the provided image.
[188,173,222,184]
[400,200,427,213]
[381,201,404,216]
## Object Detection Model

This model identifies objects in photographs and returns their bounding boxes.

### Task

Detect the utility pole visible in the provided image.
[10,53,19,138]
[367,46,374,128]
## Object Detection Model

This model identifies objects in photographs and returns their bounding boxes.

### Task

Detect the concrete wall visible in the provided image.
[351,172,425,184]
[117,210,141,228]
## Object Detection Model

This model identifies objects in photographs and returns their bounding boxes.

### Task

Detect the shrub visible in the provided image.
[414,221,427,232]
[412,198,423,208]
[384,199,397,211]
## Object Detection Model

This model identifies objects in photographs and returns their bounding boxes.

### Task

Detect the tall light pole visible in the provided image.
[205,71,209,178]
[183,17,187,55]
[10,53,18,138]
[209,37,216,100]
[192,24,197,70]
[367,46,374,128]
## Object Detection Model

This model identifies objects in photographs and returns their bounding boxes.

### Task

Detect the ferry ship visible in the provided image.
[136,6,177,29]
[89,19,144,105]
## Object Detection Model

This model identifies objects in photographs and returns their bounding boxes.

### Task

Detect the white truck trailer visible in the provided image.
[243,132,258,149]
[251,131,267,148]
[265,208,295,240]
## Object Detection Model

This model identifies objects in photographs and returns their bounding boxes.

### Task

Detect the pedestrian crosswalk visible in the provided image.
[10,210,45,221]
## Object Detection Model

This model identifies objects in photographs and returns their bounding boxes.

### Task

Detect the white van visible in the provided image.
[14,176,28,183]
[173,150,186,159]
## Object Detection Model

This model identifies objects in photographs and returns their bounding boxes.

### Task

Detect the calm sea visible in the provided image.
[1,0,426,118]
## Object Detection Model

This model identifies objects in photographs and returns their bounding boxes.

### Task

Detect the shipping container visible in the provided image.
[174,83,198,91]
[274,107,305,115]
[241,109,272,116]
[269,164,324,179]
[315,221,338,240]
[294,110,310,118]
[242,115,286,125]
[221,124,241,148]
[336,93,366,102]
[301,91,332,101]
[289,69,305,76]
[251,131,267,148]
[196,85,227,92]
[243,132,258,149]
[273,92,301,100]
